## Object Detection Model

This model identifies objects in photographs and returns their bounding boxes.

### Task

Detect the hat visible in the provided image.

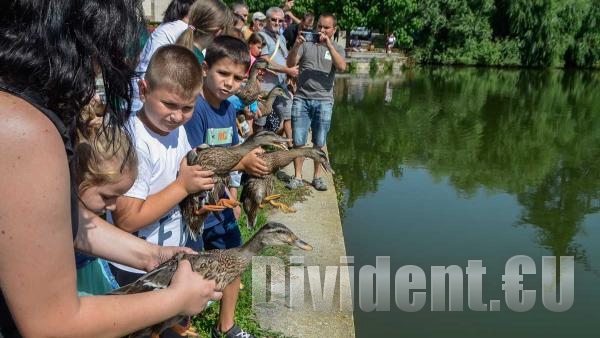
[252,12,266,21]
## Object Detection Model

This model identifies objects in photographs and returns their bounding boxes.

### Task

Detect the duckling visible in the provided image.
[236,59,269,106]
[241,148,334,228]
[111,222,313,338]
[180,131,289,239]
[257,86,286,118]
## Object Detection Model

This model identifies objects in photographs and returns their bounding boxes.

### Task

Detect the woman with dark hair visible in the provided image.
[0,1,220,337]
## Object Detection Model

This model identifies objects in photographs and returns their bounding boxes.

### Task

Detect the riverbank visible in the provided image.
[253,155,355,337]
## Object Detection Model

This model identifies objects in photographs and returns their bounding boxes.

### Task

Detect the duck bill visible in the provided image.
[292,239,313,251]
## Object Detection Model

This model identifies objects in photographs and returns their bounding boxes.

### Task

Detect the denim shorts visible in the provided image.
[201,220,242,250]
[274,93,293,120]
[291,97,333,148]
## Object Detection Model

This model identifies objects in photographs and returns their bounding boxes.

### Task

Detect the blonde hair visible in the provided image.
[176,0,232,51]
[75,108,137,191]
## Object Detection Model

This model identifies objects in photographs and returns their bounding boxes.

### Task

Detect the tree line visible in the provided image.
[229,0,600,68]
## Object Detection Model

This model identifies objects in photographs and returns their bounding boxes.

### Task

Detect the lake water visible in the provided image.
[329,68,600,337]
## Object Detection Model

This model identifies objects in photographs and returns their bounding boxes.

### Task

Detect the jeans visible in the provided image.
[291,97,333,148]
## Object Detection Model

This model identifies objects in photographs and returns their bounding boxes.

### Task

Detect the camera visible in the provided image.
[301,31,319,43]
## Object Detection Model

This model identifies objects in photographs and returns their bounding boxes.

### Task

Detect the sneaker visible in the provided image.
[275,170,291,182]
[312,177,328,191]
[285,176,304,189]
[211,323,255,338]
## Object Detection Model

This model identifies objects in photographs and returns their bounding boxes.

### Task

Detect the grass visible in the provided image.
[191,177,312,337]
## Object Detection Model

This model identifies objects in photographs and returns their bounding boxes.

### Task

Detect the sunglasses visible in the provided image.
[270,18,284,23]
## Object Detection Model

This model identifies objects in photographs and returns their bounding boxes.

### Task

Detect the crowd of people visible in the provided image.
[0,0,345,337]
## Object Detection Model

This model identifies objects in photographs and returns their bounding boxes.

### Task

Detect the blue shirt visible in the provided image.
[184,96,239,229]
[227,95,258,113]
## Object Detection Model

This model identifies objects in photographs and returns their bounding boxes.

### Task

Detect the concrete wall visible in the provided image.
[142,0,171,22]
[346,52,408,74]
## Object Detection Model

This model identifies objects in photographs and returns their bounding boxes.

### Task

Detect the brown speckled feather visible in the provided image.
[111,222,312,338]
[241,148,333,228]
[180,132,289,238]
[257,86,285,117]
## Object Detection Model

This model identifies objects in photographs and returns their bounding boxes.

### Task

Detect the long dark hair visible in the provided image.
[0,0,144,129]
[163,0,196,23]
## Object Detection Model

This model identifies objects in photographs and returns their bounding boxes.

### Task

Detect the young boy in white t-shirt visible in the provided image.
[108,45,214,284]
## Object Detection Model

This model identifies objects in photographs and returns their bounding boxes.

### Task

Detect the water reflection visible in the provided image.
[330,69,600,336]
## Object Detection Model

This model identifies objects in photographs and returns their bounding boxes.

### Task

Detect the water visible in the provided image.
[330,68,600,337]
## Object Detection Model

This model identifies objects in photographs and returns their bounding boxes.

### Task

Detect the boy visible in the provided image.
[108,45,214,285]
[184,35,266,338]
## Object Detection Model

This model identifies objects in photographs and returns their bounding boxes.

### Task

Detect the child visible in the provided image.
[74,105,202,297]
[226,32,268,138]
[108,44,215,287]
[74,104,137,295]
[184,35,267,338]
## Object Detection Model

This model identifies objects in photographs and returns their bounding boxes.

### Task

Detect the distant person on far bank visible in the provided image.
[386,32,396,54]
[286,13,346,191]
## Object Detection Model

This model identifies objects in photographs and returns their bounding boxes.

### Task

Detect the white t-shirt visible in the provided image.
[131,20,188,112]
[110,116,191,273]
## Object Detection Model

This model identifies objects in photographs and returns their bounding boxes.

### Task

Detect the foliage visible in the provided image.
[347,61,358,74]
[368,57,378,74]
[223,0,600,67]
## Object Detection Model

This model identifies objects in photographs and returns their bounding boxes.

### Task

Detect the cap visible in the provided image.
[252,12,266,21]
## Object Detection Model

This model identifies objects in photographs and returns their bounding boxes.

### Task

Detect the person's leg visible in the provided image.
[287,97,310,189]
[204,221,250,337]
[216,277,241,333]
[310,100,333,191]
[281,94,294,149]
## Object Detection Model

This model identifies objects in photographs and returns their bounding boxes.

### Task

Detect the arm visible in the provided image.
[323,33,347,72]
[286,33,305,67]
[112,157,215,232]
[75,207,195,271]
[232,147,269,176]
[285,10,301,25]
[260,55,299,78]
[0,96,220,337]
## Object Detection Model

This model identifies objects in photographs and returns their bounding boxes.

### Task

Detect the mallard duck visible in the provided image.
[257,86,286,118]
[241,148,334,228]
[236,59,269,106]
[111,222,313,338]
[180,131,289,239]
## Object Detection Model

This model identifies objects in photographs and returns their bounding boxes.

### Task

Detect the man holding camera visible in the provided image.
[286,13,346,191]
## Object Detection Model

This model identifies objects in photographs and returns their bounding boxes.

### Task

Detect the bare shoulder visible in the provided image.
[0,91,66,155]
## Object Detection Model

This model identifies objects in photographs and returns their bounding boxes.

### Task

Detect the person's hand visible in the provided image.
[319,32,332,46]
[294,32,306,48]
[254,107,263,118]
[176,156,215,194]
[148,245,197,271]
[287,65,299,78]
[169,260,222,315]
[233,205,242,220]
[238,148,269,176]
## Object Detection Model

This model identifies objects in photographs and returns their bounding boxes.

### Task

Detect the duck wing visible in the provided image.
[110,253,183,295]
